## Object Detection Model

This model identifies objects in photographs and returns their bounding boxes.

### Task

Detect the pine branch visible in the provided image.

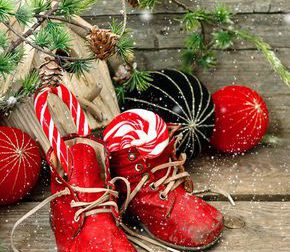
[0,0,13,22]
[0,48,24,77]
[124,68,152,92]
[57,0,98,16]
[115,85,125,103]
[20,70,40,95]
[4,22,94,62]
[14,4,33,25]
[36,15,91,33]
[7,1,59,53]
[168,0,290,87]
[31,0,52,15]
[110,19,135,63]
[235,29,290,86]
[63,60,91,78]
[139,0,158,9]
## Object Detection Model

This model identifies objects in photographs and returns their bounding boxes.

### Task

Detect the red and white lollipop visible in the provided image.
[103,109,169,159]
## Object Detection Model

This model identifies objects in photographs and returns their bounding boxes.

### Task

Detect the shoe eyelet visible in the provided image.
[159,192,168,201]
[55,177,63,185]
[74,215,80,222]
[149,182,157,191]
[128,153,137,161]
[135,163,144,172]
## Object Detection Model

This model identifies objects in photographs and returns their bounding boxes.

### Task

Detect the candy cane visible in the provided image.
[34,84,91,173]
[103,109,169,159]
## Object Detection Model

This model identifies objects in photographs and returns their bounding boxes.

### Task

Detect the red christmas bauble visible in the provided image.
[210,85,269,153]
[0,127,41,205]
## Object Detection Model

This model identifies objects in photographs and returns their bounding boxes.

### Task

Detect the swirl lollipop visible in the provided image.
[103,109,169,159]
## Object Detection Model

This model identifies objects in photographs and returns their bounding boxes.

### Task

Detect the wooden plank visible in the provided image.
[1,201,289,251]
[133,48,290,96]
[84,0,290,16]
[190,141,290,200]
[86,13,290,50]
[23,136,290,202]
[131,48,290,133]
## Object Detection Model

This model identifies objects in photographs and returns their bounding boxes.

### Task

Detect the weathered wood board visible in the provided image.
[1,1,290,252]
[83,1,290,135]
[1,202,289,252]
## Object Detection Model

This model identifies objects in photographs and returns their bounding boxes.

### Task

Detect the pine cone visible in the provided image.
[87,27,119,60]
[39,57,63,86]
[127,0,139,7]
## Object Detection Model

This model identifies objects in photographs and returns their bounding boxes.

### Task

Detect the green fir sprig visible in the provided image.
[139,0,158,9]
[110,19,151,98]
[57,0,98,16]
[20,70,40,95]
[31,0,52,15]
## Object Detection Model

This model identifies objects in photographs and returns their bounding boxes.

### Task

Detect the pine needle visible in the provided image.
[0,30,8,49]
[64,60,91,78]
[31,0,51,15]
[235,29,290,87]
[0,0,13,22]
[21,70,40,95]
[14,4,33,25]
[124,69,152,92]
[139,0,158,9]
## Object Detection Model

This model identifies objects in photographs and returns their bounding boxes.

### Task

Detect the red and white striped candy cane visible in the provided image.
[34,84,91,173]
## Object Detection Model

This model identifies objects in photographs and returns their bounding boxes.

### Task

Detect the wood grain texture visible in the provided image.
[87,13,290,50]
[84,0,290,16]
[190,142,290,200]
[24,139,290,202]
[1,202,289,252]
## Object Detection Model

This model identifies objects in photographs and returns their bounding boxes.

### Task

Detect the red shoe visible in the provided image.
[11,84,136,252]
[109,139,224,251]
[11,136,136,252]
[47,136,137,252]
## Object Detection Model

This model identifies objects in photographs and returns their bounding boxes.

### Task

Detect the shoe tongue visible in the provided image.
[68,143,105,201]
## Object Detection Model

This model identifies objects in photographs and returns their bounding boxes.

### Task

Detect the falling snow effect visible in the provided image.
[123,69,215,161]
[0,127,41,205]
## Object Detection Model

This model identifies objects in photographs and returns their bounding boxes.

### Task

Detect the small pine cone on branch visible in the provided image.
[87,27,119,60]
[127,0,139,7]
[39,57,63,86]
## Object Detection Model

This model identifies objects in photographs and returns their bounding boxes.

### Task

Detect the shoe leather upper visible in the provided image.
[109,139,224,248]
[48,138,136,252]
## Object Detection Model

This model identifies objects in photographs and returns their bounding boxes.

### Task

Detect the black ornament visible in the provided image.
[122,69,215,160]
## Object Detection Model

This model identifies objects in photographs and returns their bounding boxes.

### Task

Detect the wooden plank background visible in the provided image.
[1,1,290,251]
[83,0,290,134]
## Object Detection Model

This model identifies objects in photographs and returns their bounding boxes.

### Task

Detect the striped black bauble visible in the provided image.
[122,69,215,160]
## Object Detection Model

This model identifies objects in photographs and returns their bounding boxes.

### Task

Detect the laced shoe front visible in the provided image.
[11,84,136,252]
[109,139,227,251]
[11,136,137,252]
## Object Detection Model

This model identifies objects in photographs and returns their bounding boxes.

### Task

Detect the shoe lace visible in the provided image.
[120,153,235,212]
[11,186,119,252]
[114,154,235,252]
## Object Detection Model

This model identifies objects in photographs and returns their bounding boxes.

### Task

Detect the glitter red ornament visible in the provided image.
[210,85,269,153]
[0,127,41,205]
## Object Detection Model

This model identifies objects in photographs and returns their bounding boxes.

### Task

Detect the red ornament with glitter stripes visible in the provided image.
[34,84,90,173]
[103,109,169,159]
[0,127,41,205]
[210,85,269,153]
